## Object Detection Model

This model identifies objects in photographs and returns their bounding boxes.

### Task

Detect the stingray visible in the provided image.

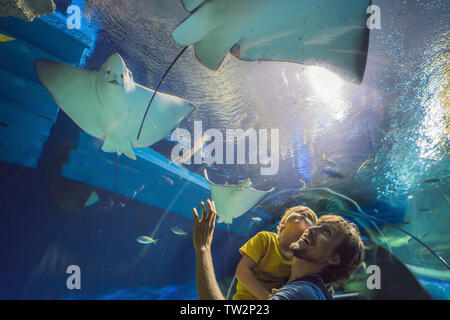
[137,0,370,136]
[173,0,371,83]
[204,169,274,224]
[34,53,195,160]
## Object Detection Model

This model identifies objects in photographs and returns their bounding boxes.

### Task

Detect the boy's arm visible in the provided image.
[236,254,271,300]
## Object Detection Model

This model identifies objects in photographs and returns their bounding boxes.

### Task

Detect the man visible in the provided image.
[192,200,365,300]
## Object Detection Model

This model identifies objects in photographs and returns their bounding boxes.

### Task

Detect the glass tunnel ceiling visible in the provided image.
[50,0,450,271]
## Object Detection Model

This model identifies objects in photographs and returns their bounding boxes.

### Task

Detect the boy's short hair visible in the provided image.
[316,215,365,284]
[277,206,318,235]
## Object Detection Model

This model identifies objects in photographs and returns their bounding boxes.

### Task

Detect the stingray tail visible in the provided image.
[136,46,189,141]
[102,135,136,160]
[226,223,232,241]
[115,154,119,192]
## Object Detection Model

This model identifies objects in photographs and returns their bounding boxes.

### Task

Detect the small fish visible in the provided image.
[162,175,174,186]
[322,153,338,169]
[379,235,411,247]
[299,178,306,188]
[357,156,373,174]
[251,217,262,222]
[418,208,437,214]
[171,227,188,236]
[323,168,344,179]
[132,185,146,199]
[137,236,158,244]
[0,34,15,42]
[408,195,414,199]
[119,200,126,208]
[420,178,440,184]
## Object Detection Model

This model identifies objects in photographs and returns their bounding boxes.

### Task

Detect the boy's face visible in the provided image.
[283,211,313,238]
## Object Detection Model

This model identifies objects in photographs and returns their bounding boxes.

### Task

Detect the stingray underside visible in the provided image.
[35,59,196,159]
[129,85,196,148]
[208,180,272,224]
[174,0,371,83]
[34,59,105,139]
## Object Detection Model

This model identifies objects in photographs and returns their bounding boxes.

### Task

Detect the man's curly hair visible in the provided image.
[316,215,365,284]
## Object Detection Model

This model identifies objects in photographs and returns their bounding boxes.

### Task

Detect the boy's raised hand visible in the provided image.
[192,199,217,252]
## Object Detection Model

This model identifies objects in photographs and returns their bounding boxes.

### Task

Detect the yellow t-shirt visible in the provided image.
[233,231,293,300]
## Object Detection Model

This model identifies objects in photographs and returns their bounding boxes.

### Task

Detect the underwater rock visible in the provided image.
[0,0,55,22]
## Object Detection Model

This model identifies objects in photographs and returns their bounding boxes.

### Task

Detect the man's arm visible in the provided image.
[192,200,225,300]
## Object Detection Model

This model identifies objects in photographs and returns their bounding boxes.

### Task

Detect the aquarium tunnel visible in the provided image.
[0,0,448,300]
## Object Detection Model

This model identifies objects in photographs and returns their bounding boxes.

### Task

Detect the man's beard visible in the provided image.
[292,246,317,263]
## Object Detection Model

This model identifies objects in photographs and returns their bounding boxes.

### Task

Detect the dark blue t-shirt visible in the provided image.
[269,274,330,300]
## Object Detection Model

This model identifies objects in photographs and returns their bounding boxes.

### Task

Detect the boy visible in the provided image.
[233,206,318,300]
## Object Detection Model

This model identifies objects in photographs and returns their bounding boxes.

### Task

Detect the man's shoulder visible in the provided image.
[290,275,330,299]
[271,275,328,300]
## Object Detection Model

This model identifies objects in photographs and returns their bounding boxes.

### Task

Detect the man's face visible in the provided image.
[291,222,345,266]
